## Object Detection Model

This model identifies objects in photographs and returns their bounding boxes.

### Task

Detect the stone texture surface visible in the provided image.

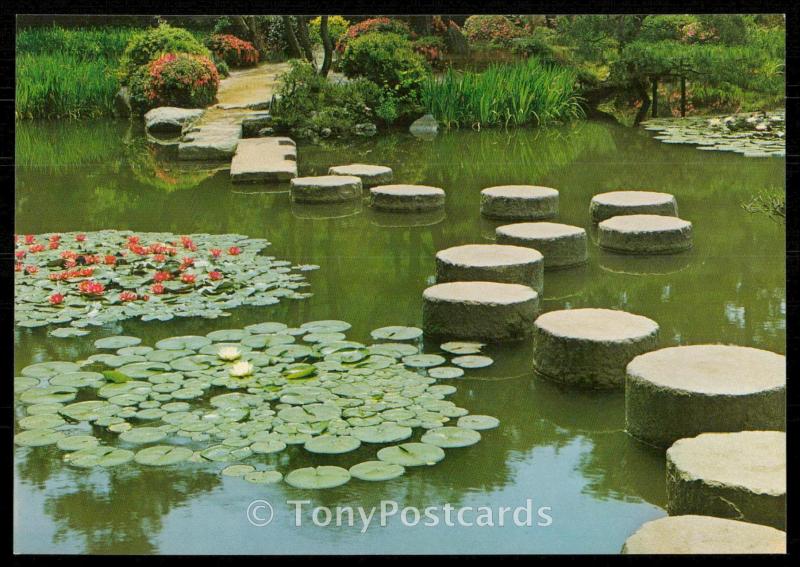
[626,345,786,447]
[423,281,539,341]
[409,114,439,137]
[369,184,445,212]
[666,431,786,530]
[496,222,588,269]
[328,164,393,186]
[241,113,273,137]
[533,308,659,389]
[290,175,363,203]
[178,117,242,160]
[598,214,693,254]
[621,515,786,554]
[480,186,559,220]
[230,137,297,183]
[590,190,678,222]
[435,244,544,292]
[144,107,204,134]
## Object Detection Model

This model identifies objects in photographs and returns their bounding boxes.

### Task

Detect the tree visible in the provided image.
[319,16,333,77]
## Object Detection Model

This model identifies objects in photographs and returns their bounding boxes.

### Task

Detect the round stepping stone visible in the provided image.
[328,163,393,186]
[598,214,693,254]
[423,281,539,341]
[666,431,786,530]
[436,244,543,292]
[590,190,678,222]
[533,308,659,389]
[290,175,362,203]
[622,515,786,554]
[480,185,559,220]
[496,222,587,269]
[369,184,445,212]
[625,345,785,447]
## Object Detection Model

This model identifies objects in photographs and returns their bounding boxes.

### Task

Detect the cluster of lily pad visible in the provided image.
[14,230,317,336]
[14,320,499,489]
[642,111,785,158]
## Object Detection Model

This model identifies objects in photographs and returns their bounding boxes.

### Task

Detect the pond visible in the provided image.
[14,119,785,554]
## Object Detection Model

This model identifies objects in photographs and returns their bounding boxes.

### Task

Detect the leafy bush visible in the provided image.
[129,53,219,112]
[206,34,259,67]
[412,36,446,67]
[118,23,210,85]
[340,32,427,97]
[309,16,350,46]
[463,15,526,46]
[337,17,412,52]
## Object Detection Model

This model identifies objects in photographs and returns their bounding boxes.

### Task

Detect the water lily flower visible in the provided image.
[151,283,165,294]
[49,234,61,242]
[48,293,64,305]
[75,233,86,242]
[24,235,36,245]
[77,280,105,296]
[229,360,254,377]
[14,262,22,272]
[24,265,38,275]
[217,346,241,361]
[208,271,223,281]
[104,255,117,265]
[181,273,196,284]
[119,291,138,302]
[153,253,166,263]
[60,250,77,259]
[28,244,45,253]
[48,241,59,250]
[210,248,222,258]
[15,250,26,260]
[128,235,140,245]
[64,259,77,268]
[228,246,242,256]
[153,271,172,283]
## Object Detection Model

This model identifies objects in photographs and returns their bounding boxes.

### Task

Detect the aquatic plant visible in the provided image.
[422,57,584,129]
[742,188,785,223]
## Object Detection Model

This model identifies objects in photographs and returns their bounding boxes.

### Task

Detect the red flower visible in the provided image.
[151,283,165,295]
[60,250,77,259]
[77,280,105,296]
[24,235,36,245]
[128,235,140,245]
[28,244,45,253]
[49,293,65,305]
[76,234,86,242]
[141,294,150,302]
[78,267,95,277]
[24,265,38,275]
[49,234,61,242]
[181,256,195,268]
[49,241,60,250]
[153,253,166,263]
[181,273,196,284]
[119,291,138,302]
[104,255,117,265]
[228,246,242,256]
[65,259,77,268]
[14,262,22,272]
[208,271,223,281]
[15,250,26,260]
[153,271,172,283]
[210,248,222,258]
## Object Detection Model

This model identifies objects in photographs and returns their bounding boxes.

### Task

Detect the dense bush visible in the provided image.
[206,34,259,67]
[129,53,219,112]
[412,36,446,67]
[336,17,412,52]
[340,33,427,97]
[118,23,210,84]
[463,15,526,46]
[272,60,384,140]
[309,16,350,46]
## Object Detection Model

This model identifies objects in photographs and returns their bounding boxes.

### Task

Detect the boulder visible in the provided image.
[144,107,204,134]
[114,87,131,118]
[409,114,439,138]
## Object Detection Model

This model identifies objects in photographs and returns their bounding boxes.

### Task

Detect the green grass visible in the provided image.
[422,57,584,129]
[16,26,136,60]
[742,188,785,223]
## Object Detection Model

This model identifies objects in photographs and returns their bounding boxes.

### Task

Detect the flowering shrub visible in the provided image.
[207,34,259,67]
[336,17,412,52]
[463,15,526,46]
[412,36,446,67]
[118,23,210,85]
[129,53,219,112]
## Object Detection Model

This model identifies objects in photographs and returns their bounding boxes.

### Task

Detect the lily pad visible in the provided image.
[64,446,134,467]
[14,428,66,447]
[18,413,66,430]
[457,415,500,430]
[244,470,283,484]
[351,423,413,444]
[402,354,446,368]
[119,427,168,444]
[440,341,485,355]
[251,439,287,454]
[221,464,256,477]
[451,355,494,369]
[428,367,465,379]
[304,435,361,454]
[371,326,423,341]
[421,426,481,448]
[95,336,142,349]
[349,460,405,481]
[134,445,193,466]
[285,466,351,489]
[56,435,100,451]
[376,443,446,466]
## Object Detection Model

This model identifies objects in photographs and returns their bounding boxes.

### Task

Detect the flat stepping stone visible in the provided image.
[496,222,587,269]
[436,244,543,292]
[533,308,659,389]
[369,184,445,212]
[423,281,539,341]
[625,345,785,447]
[666,431,786,530]
[290,175,362,203]
[178,121,242,160]
[590,190,677,222]
[598,214,693,254]
[328,163,393,186]
[230,137,297,183]
[622,515,786,554]
[480,185,559,220]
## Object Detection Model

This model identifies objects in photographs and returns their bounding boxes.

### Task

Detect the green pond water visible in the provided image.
[14,119,785,554]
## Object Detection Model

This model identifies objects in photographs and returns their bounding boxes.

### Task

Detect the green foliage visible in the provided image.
[340,32,428,99]
[118,23,210,85]
[742,187,785,222]
[337,17,412,52]
[128,53,219,113]
[412,35,447,67]
[272,60,384,140]
[463,15,526,46]
[16,26,136,59]
[206,34,259,67]
[308,16,350,45]
[422,58,583,129]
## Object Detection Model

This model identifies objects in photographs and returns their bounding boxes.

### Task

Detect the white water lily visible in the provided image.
[229,360,254,377]
[217,346,241,361]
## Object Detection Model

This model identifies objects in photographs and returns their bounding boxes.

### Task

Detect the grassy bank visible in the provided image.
[422,58,583,129]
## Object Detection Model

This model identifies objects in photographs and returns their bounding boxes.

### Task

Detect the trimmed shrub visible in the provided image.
[118,23,210,85]
[129,53,219,112]
[309,16,350,46]
[206,34,259,67]
[337,17,412,52]
[412,36,446,67]
[340,32,427,98]
[463,15,526,46]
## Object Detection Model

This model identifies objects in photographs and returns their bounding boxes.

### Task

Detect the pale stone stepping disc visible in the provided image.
[496,222,587,269]
[290,175,362,203]
[590,190,678,222]
[370,184,445,212]
[329,163,393,186]
[598,214,693,255]
[480,185,559,220]
[435,244,543,292]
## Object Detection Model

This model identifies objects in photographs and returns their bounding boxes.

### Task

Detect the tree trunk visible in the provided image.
[319,16,333,77]
[409,15,433,36]
[651,76,658,118]
[680,75,687,117]
[295,16,315,64]
[233,16,251,40]
[633,80,651,126]
[282,16,303,59]
[245,16,267,58]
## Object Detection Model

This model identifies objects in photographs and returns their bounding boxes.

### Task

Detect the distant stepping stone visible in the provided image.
[328,164,393,186]
[533,308,659,389]
[290,175,362,203]
[599,214,692,254]
[496,222,587,270]
[370,184,445,212]
[590,190,677,222]
[480,185,559,220]
[626,345,785,447]
[423,281,539,341]
[435,244,543,292]
[666,431,786,530]
[622,515,786,554]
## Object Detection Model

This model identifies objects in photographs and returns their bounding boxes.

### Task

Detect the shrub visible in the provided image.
[340,32,427,98]
[206,34,259,67]
[336,17,412,52]
[129,53,219,112]
[463,15,526,46]
[118,23,210,85]
[309,16,350,46]
[412,36,446,67]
